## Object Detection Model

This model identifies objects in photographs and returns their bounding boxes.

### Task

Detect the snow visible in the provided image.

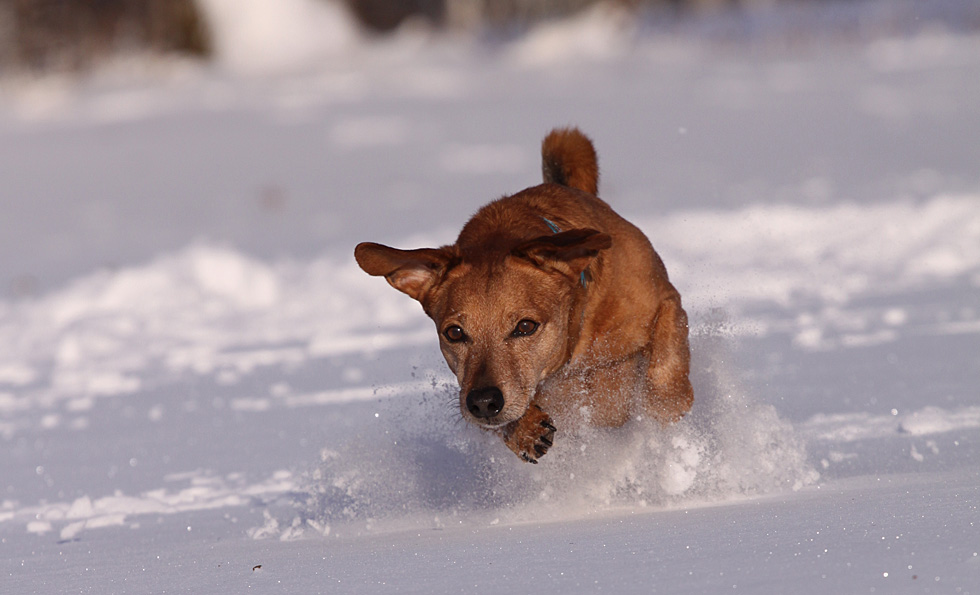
[2,1,979,593]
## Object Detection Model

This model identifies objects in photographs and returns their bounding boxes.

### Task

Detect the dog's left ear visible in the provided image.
[513,228,612,283]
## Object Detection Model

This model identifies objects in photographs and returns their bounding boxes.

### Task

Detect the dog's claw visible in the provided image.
[505,407,557,463]
[525,419,555,462]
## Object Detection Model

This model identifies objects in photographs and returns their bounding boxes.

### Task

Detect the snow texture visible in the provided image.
[1,1,978,593]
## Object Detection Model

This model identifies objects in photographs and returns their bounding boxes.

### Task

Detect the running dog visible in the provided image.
[355,128,693,463]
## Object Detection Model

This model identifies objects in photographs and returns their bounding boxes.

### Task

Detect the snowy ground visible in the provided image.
[2,2,979,593]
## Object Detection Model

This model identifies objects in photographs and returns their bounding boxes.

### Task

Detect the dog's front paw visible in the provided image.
[503,405,556,464]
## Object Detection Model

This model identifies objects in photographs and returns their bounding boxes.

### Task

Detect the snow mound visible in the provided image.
[0,243,426,434]
[898,406,980,436]
[644,195,980,310]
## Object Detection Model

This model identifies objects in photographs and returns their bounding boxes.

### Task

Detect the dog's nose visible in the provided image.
[465,387,504,419]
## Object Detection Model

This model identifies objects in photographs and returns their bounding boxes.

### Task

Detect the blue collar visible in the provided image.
[542,217,588,288]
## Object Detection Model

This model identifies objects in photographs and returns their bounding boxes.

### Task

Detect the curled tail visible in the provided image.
[541,127,599,196]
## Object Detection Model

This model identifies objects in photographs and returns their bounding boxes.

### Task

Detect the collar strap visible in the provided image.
[542,217,562,234]
[541,217,588,288]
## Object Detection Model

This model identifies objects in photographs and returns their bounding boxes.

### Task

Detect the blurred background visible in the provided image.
[3,0,978,73]
[1,0,979,298]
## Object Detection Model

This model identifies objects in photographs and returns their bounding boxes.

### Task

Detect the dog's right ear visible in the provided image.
[354,242,455,301]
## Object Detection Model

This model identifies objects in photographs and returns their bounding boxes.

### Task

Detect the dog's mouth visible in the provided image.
[467,417,510,429]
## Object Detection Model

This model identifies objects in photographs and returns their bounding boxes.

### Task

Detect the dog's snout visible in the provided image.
[466,387,505,419]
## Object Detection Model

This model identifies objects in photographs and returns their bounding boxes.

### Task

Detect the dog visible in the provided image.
[355,128,693,463]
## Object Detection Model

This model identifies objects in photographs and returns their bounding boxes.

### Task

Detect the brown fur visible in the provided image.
[355,127,693,463]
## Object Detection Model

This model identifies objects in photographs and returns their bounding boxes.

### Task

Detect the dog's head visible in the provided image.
[355,228,610,428]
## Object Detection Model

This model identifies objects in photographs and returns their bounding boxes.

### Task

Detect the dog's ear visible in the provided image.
[355,242,455,301]
[513,228,611,282]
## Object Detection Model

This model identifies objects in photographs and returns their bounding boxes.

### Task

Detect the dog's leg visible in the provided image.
[501,404,556,463]
[643,296,694,423]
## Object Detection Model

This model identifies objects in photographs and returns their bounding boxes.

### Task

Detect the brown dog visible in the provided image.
[355,128,693,463]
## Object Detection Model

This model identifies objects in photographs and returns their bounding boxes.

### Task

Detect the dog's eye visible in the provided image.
[512,319,539,337]
[444,325,466,343]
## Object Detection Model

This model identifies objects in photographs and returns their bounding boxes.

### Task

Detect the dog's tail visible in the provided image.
[541,127,599,196]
